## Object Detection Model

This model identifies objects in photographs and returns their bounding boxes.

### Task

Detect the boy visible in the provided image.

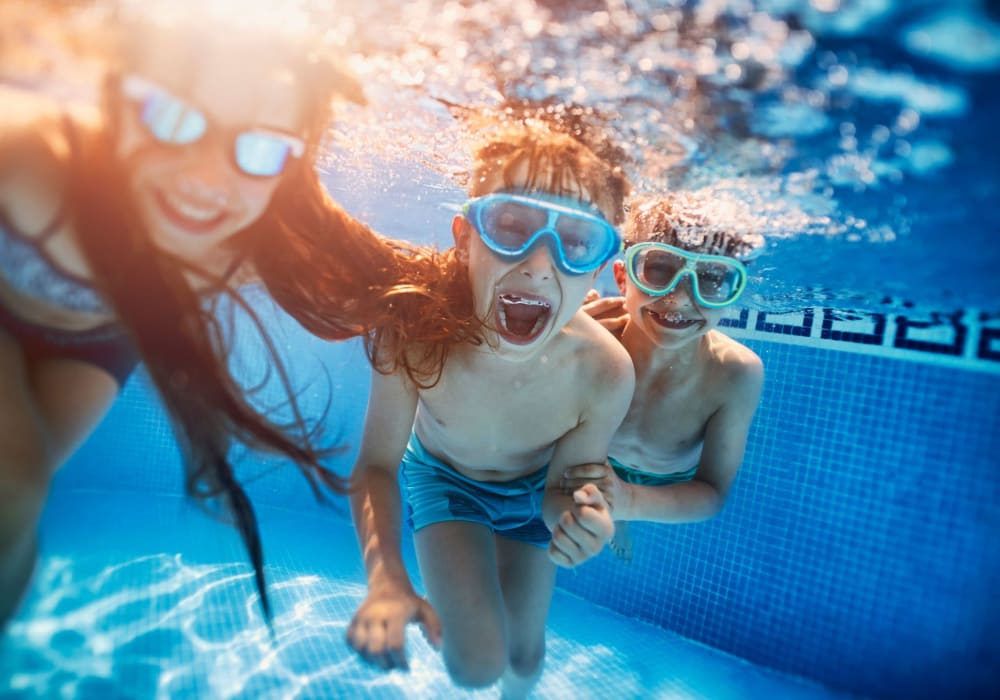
[346,123,635,698]
[570,194,764,559]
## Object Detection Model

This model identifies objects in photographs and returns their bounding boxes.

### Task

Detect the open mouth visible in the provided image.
[646,308,701,330]
[496,292,552,345]
[154,189,228,235]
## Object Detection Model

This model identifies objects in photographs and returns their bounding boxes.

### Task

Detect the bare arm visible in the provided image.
[543,334,635,566]
[0,87,77,233]
[346,365,441,670]
[615,354,763,523]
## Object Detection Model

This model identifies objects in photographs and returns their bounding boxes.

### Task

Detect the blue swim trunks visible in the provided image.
[608,456,698,486]
[401,434,551,547]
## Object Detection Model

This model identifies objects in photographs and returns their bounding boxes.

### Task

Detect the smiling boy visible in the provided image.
[573,194,764,559]
[346,122,634,698]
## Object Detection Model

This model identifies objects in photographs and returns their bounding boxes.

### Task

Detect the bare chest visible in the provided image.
[612,368,716,461]
[417,360,583,472]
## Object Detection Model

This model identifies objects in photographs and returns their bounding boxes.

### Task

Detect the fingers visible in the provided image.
[548,504,611,567]
[585,296,626,315]
[562,463,610,481]
[548,522,586,568]
[347,616,405,671]
[560,477,595,493]
[596,313,629,334]
[584,289,600,303]
[417,599,443,650]
[582,295,626,319]
[573,482,607,507]
[385,618,410,670]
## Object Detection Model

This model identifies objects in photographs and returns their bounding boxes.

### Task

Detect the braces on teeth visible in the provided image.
[499,293,551,308]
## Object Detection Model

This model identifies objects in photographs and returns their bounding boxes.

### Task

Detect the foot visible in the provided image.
[609,521,632,561]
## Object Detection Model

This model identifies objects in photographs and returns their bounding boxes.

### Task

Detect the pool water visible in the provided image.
[1,489,847,700]
[3,1,1000,698]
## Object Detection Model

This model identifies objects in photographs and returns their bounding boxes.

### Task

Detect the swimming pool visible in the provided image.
[3,1,999,698]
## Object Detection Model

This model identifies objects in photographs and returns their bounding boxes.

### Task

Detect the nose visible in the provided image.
[176,140,233,204]
[519,241,554,281]
[660,275,697,306]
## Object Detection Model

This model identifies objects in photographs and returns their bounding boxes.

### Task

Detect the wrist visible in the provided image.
[368,561,413,593]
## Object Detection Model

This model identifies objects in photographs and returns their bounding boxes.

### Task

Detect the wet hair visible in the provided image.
[55,9,476,626]
[378,112,632,385]
[462,101,631,224]
[625,194,765,260]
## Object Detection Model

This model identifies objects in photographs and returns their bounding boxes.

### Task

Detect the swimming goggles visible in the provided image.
[120,75,305,178]
[624,241,747,307]
[462,193,621,276]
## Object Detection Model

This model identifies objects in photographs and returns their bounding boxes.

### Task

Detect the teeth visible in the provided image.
[164,190,224,222]
[498,293,551,338]
[499,293,550,308]
[651,310,689,323]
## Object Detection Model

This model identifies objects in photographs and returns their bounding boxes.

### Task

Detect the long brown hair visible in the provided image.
[63,23,477,625]
[366,114,633,384]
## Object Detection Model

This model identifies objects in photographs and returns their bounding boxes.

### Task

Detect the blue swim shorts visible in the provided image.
[608,455,698,486]
[401,434,551,547]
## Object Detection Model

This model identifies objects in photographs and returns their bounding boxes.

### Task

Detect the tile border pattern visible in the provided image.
[718,307,1000,374]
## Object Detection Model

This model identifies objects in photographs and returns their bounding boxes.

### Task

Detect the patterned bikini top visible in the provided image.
[1,111,113,316]
[0,208,113,315]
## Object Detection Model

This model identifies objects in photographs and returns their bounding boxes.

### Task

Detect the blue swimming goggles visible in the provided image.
[462,193,621,276]
[625,241,747,307]
[120,75,306,178]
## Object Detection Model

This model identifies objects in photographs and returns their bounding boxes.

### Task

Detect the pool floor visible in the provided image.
[1,488,854,700]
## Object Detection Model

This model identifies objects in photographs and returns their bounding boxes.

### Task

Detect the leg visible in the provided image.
[609,520,633,561]
[1,334,118,629]
[414,521,508,689]
[495,536,557,700]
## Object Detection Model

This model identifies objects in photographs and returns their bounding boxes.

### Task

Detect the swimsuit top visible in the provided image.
[0,111,113,316]
[0,209,113,315]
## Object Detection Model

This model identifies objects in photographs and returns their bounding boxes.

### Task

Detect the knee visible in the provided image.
[443,644,507,689]
[509,640,545,679]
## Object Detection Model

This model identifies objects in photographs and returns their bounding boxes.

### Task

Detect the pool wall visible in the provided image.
[556,306,1000,700]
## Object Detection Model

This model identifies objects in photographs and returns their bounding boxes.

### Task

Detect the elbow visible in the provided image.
[699,488,728,522]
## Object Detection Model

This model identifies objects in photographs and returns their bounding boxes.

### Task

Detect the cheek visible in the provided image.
[236,179,282,219]
[623,285,647,317]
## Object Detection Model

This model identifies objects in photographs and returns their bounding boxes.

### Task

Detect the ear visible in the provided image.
[452,214,471,264]
[612,259,627,295]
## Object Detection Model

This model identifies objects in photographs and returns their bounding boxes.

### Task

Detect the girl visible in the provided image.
[0,2,474,629]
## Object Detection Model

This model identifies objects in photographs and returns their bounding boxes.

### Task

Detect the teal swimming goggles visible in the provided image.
[624,241,747,307]
[120,75,306,178]
[462,193,621,276]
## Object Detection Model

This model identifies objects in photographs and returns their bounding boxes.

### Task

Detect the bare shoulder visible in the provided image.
[566,311,635,391]
[707,330,764,397]
[0,87,97,221]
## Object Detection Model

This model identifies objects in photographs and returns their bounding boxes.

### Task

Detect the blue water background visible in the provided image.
[4,0,1000,698]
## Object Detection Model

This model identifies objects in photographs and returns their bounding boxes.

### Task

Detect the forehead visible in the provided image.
[128,32,304,131]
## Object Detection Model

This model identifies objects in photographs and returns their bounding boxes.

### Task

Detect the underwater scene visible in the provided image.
[1,1,998,699]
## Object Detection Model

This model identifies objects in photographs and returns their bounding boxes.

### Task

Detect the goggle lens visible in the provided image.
[141,93,206,144]
[234,132,295,178]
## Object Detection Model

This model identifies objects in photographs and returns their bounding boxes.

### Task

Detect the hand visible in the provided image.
[582,290,628,334]
[561,461,629,517]
[346,582,442,671]
[548,483,615,568]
